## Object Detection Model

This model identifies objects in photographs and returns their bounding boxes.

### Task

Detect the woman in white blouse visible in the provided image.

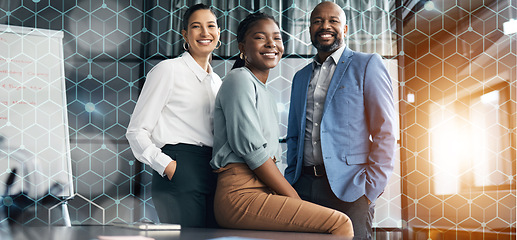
[126,3,221,227]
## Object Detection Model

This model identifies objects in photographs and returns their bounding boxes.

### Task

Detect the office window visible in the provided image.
[431,83,515,195]
[469,85,514,189]
[159,0,396,58]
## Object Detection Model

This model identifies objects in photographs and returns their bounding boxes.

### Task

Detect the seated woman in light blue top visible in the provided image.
[210,12,353,236]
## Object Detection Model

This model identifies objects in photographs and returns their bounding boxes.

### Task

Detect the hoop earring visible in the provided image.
[215,40,222,49]
[183,42,189,51]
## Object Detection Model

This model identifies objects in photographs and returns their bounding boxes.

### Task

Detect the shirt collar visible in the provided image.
[312,45,347,68]
[181,51,212,82]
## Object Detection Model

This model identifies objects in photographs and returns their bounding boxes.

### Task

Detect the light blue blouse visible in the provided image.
[210,67,280,170]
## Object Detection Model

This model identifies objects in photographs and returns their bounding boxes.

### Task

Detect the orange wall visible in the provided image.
[400,1,516,238]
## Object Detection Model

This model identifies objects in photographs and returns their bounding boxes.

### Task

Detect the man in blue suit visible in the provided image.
[285,1,396,239]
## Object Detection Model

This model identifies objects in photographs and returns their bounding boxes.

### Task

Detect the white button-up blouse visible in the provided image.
[126,52,222,176]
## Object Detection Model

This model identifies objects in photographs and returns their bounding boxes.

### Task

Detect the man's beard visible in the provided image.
[312,33,343,52]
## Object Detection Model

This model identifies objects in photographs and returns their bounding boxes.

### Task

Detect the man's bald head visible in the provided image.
[309,1,348,58]
[311,1,347,25]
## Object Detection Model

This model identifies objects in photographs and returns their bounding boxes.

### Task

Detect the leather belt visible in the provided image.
[302,164,326,177]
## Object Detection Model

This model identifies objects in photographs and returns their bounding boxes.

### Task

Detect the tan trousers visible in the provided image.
[214,163,354,237]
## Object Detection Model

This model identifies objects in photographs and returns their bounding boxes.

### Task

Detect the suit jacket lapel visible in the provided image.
[324,47,353,114]
[299,64,313,113]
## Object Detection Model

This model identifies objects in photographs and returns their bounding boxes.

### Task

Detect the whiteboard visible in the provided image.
[0,24,72,198]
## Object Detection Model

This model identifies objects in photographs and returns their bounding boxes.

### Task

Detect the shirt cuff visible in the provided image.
[154,153,174,177]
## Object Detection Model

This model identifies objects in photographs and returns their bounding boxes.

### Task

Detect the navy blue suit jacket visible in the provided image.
[285,47,396,202]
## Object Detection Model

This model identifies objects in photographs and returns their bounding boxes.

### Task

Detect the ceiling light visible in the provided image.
[503,19,517,35]
[424,1,435,11]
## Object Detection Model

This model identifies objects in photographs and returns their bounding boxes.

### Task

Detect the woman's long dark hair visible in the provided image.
[232,12,279,70]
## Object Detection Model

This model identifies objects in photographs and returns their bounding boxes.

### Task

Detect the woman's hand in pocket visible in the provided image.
[164,160,177,180]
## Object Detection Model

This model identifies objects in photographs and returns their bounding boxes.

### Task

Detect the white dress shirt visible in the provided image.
[126,52,222,176]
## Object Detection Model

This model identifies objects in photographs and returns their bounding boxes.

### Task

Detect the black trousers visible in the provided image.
[293,172,374,240]
[151,144,217,228]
